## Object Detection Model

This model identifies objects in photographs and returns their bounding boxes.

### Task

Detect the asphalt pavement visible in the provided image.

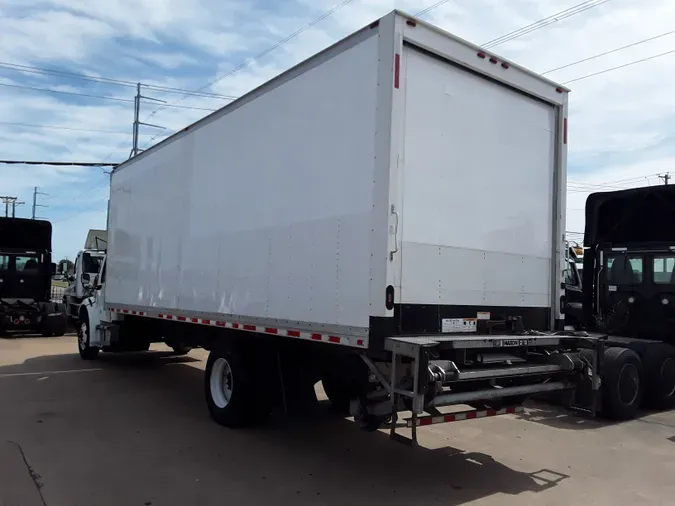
[1,335,674,506]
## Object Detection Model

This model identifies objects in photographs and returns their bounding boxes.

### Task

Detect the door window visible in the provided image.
[15,255,40,272]
[606,255,643,284]
[564,261,580,287]
[653,255,675,284]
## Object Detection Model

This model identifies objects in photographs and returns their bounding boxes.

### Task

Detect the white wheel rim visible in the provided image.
[78,323,88,350]
[210,357,234,409]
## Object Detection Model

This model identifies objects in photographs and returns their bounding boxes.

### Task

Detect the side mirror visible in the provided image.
[51,263,56,276]
[81,273,91,285]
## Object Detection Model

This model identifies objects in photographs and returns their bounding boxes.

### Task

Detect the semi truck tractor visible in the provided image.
[76,11,625,444]
[582,184,675,414]
[0,217,67,336]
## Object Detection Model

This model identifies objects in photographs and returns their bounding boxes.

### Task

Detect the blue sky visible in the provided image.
[1,0,674,259]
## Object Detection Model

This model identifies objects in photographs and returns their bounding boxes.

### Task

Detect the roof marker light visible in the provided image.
[477,52,486,59]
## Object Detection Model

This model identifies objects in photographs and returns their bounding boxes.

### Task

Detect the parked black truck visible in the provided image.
[581,184,675,417]
[0,217,66,336]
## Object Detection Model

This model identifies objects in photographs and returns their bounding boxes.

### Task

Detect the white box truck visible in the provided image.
[77,11,616,444]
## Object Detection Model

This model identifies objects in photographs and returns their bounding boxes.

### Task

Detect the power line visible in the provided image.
[562,47,675,84]
[0,121,168,136]
[483,0,612,49]
[415,0,455,18]
[0,160,117,167]
[0,81,218,112]
[0,81,133,103]
[144,0,357,122]
[50,175,112,224]
[542,29,675,74]
[146,84,237,100]
[0,61,238,99]
[570,173,662,187]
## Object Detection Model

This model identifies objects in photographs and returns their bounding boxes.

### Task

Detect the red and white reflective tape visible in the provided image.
[115,308,146,316]
[108,307,367,349]
[406,406,524,428]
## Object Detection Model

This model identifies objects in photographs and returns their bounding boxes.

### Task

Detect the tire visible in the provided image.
[77,314,100,360]
[41,317,66,337]
[642,344,675,410]
[170,343,192,355]
[601,347,644,421]
[321,356,369,415]
[41,322,54,338]
[204,343,255,427]
[51,315,67,337]
[321,375,353,414]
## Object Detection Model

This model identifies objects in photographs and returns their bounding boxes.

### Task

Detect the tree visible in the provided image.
[58,258,74,276]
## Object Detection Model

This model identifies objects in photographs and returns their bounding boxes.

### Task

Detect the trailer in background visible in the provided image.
[75,11,619,445]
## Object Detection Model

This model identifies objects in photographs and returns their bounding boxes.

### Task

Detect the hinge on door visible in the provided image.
[390,204,399,261]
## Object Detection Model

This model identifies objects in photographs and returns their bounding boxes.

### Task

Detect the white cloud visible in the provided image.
[0,0,673,259]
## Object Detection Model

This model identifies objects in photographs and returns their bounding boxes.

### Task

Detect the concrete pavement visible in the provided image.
[1,335,674,505]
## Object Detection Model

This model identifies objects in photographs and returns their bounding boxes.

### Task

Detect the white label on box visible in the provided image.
[442,318,477,333]
[477,311,491,320]
[609,285,617,292]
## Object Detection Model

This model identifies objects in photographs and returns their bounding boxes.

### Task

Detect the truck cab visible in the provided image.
[63,249,106,321]
[592,245,675,340]
[582,185,675,410]
[583,185,675,340]
[0,217,66,336]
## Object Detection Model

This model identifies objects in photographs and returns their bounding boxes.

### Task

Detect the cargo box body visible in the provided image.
[105,11,569,351]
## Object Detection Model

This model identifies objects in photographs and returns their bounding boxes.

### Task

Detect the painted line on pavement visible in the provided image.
[0,368,104,378]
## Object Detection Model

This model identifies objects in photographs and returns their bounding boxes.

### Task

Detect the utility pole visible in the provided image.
[11,199,24,217]
[0,196,21,217]
[658,173,671,185]
[130,82,166,159]
[32,186,48,219]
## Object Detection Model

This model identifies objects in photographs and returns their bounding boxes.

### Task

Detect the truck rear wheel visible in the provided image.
[321,355,369,415]
[642,344,675,410]
[42,315,67,338]
[77,314,100,360]
[204,343,255,427]
[602,347,644,421]
[170,343,192,355]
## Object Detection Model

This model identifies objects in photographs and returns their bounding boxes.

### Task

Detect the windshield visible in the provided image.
[82,253,104,273]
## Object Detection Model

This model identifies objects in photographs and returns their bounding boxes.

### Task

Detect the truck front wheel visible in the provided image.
[77,314,100,360]
[204,343,255,427]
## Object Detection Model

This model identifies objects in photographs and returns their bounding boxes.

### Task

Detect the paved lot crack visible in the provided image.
[5,441,47,506]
